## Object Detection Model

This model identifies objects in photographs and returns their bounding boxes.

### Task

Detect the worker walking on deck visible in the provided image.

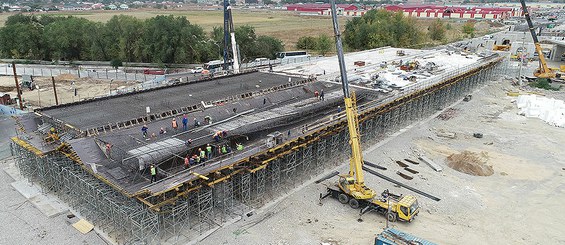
[206,144,213,159]
[182,114,188,131]
[221,144,227,154]
[199,148,206,162]
[236,143,244,151]
[141,125,148,138]
[171,118,178,131]
[184,156,190,169]
[105,143,112,159]
[194,154,200,164]
[320,89,325,101]
[150,164,157,183]
[314,90,319,99]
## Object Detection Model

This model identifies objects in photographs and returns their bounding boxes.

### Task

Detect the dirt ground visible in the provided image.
[201,78,565,244]
[0,75,132,108]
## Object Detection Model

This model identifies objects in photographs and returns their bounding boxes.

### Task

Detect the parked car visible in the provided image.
[191,67,204,73]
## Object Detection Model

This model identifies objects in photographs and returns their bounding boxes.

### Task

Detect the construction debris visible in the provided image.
[436,129,456,139]
[404,158,419,165]
[397,171,413,180]
[404,167,419,174]
[446,151,493,176]
[437,108,459,120]
[418,156,443,172]
[473,133,484,138]
[395,160,408,168]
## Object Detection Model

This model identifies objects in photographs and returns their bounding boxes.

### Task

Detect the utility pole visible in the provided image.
[52,76,59,105]
[12,62,23,110]
[518,31,526,86]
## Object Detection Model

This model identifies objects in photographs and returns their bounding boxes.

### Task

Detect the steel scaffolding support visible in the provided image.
[10,59,508,244]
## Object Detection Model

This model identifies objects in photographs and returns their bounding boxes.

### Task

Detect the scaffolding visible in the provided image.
[11,57,507,244]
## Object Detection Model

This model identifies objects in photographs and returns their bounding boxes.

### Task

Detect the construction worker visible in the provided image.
[184,155,190,169]
[194,118,201,127]
[171,118,178,131]
[204,115,212,125]
[320,89,325,101]
[182,114,188,131]
[105,143,112,159]
[194,154,200,164]
[213,131,221,142]
[199,148,206,162]
[236,143,244,151]
[314,90,319,99]
[206,144,213,159]
[189,155,195,166]
[221,144,227,154]
[150,164,157,183]
[141,124,148,138]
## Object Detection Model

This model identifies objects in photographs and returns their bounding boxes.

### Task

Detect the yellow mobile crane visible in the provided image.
[319,0,420,223]
[520,0,560,79]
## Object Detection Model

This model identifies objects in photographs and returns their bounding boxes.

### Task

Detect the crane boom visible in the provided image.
[519,0,555,78]
[330,0,373,199]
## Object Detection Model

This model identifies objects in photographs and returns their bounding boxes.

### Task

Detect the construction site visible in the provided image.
[2,1,565,244]
[8,43,507,243]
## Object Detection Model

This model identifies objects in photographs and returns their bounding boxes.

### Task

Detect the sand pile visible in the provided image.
[56,74,78,81]
[446,151,494,176]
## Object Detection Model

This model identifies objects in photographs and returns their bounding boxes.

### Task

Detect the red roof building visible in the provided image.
[286,3,358,12]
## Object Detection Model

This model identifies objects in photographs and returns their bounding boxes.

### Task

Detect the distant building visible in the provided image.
[286,3,358,13]
[383,5,517,19]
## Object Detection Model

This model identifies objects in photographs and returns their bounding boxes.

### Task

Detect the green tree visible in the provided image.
[110,58,122,69]
[428,19,446,41]
[296,36,317,50]
[343,10,422,50]
[462,21,475,36]
[0,23,45,59]
[234,25,257,62]
[254,36,284,59]
[43,17,96,61]
[316,34,333,56]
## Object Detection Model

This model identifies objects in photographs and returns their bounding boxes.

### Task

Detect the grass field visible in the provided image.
[0,9,493,51]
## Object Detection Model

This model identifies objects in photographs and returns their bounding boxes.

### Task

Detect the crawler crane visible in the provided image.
[319,0,420,223]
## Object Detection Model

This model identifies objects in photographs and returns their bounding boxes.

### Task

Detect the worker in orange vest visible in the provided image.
[171,118,178,131]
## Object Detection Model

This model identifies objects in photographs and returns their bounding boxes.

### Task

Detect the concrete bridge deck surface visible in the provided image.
[38,72,295,131]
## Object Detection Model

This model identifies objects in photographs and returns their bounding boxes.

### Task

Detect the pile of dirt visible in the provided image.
[446,151,494,176]
[0,86,14,92]
[55,74,78,81]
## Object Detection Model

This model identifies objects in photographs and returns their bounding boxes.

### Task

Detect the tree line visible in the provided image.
[0,14,284,65]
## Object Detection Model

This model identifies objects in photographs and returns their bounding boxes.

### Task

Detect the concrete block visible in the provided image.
[29,194,68,218]
[11,180,40,199]
[418,156,443,172]
[3,160,23,181]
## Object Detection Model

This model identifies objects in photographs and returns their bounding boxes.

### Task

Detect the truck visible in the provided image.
[319,0,420,224]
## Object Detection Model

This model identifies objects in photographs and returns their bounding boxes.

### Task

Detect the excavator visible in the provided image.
[520,0,561,79]
[319,0,420,223]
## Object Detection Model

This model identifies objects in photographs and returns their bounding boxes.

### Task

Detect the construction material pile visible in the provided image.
[516,95,565,128]
[437,108,459,120]
[446,151,494,176]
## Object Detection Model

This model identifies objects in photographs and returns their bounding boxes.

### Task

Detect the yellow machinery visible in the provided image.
[493,39,511,51]
[520,0,560,79]
[319,0,420,223]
